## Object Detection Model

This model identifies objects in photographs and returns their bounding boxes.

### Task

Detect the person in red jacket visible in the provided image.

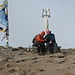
[33,31,45,55]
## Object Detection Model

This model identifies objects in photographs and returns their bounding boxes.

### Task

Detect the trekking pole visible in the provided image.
[1,37,6,42]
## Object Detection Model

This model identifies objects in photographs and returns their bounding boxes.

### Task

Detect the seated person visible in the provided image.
[32,31,46,55]
[45,30,56,54]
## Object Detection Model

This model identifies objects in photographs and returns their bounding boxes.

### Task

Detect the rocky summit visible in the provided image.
[0,46,75,75]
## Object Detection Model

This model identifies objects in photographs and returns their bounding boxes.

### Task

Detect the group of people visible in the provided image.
[32,29,57,55]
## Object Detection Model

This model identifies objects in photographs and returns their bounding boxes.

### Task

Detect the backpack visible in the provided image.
[32,34,39,43]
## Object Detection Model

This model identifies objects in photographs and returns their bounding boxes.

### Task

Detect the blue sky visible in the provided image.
[0,0,75,48]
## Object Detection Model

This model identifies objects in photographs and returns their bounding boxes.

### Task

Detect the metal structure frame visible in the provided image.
[42,8,51,31]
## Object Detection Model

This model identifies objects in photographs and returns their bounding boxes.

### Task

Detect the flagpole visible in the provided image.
[4,0,9,47]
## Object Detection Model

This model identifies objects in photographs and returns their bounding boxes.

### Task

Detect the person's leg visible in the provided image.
[37,46,40,53]
[50,43,54,54]
[40,43,45,55]
[36,43,41,55]
[46,43,54,54]
[46,43,51,53]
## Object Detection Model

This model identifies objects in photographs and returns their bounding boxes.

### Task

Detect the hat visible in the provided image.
[41,31,45,35]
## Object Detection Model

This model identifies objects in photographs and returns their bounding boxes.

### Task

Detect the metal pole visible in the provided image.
[4,0,9,47]
[44,16,49,30]
[5,26,9,47]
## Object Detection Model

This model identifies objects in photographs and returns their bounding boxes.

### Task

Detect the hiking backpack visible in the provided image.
[32,34,39,43]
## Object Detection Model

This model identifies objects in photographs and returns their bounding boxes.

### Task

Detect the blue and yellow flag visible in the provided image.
[0,27,4,32]
[0,8,8,26]
[0,0,8,26]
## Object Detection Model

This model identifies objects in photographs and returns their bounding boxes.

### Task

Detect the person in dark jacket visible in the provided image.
[33,31,46,55]
[45,30,56,54]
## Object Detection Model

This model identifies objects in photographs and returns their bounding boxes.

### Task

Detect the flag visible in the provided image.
[0,27,5,32]
[0,8,8,26]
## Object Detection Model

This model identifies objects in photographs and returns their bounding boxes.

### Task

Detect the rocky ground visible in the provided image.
[0,46,75,75]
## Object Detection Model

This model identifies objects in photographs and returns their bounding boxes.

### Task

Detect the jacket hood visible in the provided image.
[41,31,45,35]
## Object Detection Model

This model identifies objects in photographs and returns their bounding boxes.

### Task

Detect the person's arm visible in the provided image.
[49,34,55,43]
[36,35,45,42]
[44,35,49,43]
